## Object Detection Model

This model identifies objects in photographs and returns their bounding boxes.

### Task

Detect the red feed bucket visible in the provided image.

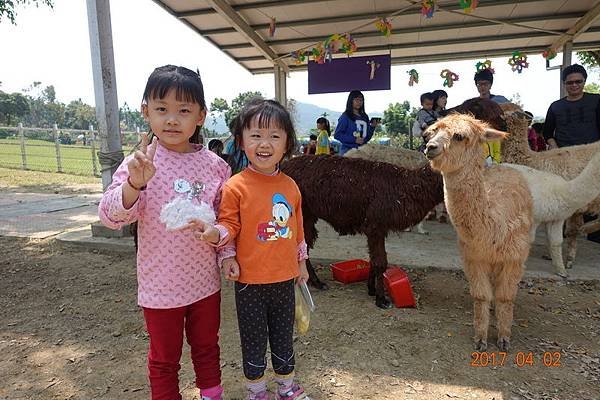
[330,259,371,284]
[383,267,416,308]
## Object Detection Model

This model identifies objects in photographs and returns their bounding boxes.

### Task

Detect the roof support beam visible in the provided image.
[234,27,600,62]
[189,0,551,35]
[204,0,288,71]
[549,1,600,52]
[218,12,584,50]
[177,0,326,16]
[247,41,600,74]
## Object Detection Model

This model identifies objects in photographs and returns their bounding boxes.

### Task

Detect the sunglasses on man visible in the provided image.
[564,79,584,85]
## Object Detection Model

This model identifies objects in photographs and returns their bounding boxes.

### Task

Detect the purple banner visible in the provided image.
[308,54,391,94]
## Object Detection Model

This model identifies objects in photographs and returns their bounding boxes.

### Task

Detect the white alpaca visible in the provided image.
[504,152,600,277]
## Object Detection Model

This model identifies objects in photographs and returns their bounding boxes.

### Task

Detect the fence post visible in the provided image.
[53,123,63,173]
[90,124,99,177]
[19,123,28,170]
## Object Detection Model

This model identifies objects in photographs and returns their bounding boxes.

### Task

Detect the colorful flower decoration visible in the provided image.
[542,48,557,61]
[312,43,326,64]
[440,69,459,88]
[290,33,358,65]
[339,33,357,55]
[475,59,494,74]
[407,69,419,86]
[290,50,308,65]
[459,0,479,13]
[422,0,436,18]
[508,51,529,73]
[375,18,392,37]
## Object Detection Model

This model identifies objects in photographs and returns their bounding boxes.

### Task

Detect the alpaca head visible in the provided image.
[424,114,507,173]
[449,97,508,131]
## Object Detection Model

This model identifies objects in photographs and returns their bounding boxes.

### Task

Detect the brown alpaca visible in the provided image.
[424,114,534,352]
[500,109,600,269]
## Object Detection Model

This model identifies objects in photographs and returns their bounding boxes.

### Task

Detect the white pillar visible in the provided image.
[560,41,573,98]
[274,65,287,106]
[86,0,122,191]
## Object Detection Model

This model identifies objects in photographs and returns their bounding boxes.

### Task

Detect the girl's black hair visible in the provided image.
[343,90,368,121]
[132,65,206,250]
[142,65,206,144]
[227,98,298,173]
[316,117,331,136]
[431,90,448,112]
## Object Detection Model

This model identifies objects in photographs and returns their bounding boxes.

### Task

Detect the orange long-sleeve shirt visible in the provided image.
[217,168,304,284]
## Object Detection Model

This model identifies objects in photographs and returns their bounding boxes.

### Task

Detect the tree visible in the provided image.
[510,93,524,108]
[382,101,412,136]
[119,102,146,131]
[577,50,600,70]
[0,0,53,24]
[0,91,30,125]
[210,91,263,127]
[64,99,96,130]
[584,82,600,94]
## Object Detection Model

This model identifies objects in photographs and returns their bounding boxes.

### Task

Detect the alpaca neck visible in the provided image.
[564,154,600,209]
[502,120,533,164]
[443,165,488,239]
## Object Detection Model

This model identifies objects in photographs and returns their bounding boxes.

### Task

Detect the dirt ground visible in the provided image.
[1,236,599,400]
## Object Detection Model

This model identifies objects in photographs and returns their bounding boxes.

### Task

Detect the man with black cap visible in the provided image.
[474,68,509,104]
[542,63,600,150]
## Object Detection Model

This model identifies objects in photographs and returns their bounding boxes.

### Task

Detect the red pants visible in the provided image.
[143,291,221,400]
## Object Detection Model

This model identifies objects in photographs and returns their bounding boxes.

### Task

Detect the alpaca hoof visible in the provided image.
[474,339,487,352]
[309,280,329,290]
[565,259,574,269]
[417,230,430,235]
[376,297,393,309]
[541,254,552,261]
[555,269,568,279]
[497,337,510,352]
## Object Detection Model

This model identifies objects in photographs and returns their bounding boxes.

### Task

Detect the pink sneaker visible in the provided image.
[276,384,310,400]
[247,391,271,400]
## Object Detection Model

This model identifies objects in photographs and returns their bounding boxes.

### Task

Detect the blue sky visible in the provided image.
[0,0,596,118]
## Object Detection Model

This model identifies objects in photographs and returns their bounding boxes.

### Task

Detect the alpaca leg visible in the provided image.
[565,214,583,269]
[464,260,493,351]
[546,221,567,278]
[416,221,429,235]
[493,261,524,352]
[367,233,391,309]
[303,215,328,290]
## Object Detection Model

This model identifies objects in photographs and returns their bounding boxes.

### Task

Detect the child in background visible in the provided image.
[303,134,317,154]
[315,117,331,155]
[186,99,311,400]
[98,65,230,400]
[531,122,547,151]
[414,92,438,151]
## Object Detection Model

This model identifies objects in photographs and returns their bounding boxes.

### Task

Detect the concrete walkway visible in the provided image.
[1,191,598,281]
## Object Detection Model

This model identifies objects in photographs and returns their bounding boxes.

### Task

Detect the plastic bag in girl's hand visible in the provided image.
[159,197,216,231]
[295,285,311,335]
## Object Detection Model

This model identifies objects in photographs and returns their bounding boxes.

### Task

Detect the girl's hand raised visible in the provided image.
[128,133,158,189]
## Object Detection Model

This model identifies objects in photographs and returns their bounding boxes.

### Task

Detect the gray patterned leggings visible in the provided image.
[235,279,295,380]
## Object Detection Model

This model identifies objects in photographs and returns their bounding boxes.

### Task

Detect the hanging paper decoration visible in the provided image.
[422,0,436,18]
[508,51,529,73]
[459,0,479,13]
[440,69,459,88]
[312,43,326,64]
[366,60,381,80]
[407,69,419,86]
[375,18,392,37]
[542,48,557,60]
[291,50,309,64]
[475,59,494,74]
[269,17,276,37]
[339,33,357,55]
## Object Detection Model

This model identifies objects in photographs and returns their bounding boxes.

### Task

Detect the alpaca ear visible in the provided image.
[483,128,508,142]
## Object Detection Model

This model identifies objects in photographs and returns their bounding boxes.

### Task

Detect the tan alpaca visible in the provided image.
[425,114,534,352]
[500,108,600,269]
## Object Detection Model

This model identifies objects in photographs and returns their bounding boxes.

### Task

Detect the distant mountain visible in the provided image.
[204,101,344,136]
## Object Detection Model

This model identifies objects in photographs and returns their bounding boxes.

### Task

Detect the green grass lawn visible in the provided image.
[0,167,102,194]
[0,138,133,176]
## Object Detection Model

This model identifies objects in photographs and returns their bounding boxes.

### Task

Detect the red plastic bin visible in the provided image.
[330,259,371,284]
[384,267,416,308]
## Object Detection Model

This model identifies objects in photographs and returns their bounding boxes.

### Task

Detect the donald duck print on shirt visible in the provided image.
[256,193,293,241]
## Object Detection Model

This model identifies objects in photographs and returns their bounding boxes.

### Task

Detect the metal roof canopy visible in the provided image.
[152,0,600,75]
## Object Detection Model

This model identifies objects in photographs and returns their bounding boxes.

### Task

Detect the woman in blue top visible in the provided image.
[334,90,377,155]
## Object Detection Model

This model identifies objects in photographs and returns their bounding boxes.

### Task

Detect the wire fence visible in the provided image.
[0,124,137,177]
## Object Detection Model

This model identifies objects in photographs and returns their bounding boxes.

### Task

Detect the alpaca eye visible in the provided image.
[453,134,464,141]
